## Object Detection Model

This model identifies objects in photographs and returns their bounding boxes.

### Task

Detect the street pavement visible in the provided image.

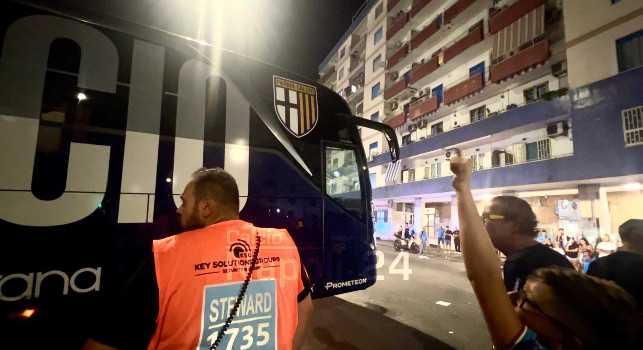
[300,240,494,349]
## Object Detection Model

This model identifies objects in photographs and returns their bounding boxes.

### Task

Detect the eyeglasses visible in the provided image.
[481,213,505,221]
[516,286,576,336]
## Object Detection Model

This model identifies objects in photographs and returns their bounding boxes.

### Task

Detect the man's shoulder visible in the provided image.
[515,244,572,266]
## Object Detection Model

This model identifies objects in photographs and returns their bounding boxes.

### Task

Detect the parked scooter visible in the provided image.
[393,232,420,254]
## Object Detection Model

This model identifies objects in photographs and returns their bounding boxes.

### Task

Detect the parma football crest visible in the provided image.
[273,76,318,137]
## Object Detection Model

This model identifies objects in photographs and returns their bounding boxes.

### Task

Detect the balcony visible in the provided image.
[409,95,438,120]
[489,0,545,34]
[387,12,410,42]
[410,0,434,19]
[387,43,410,70]
[387,0,403,13]
[490,39,549,83]
[444,24,483,63]
[384,78,408,100]
[409,55,439,85]
[443,73,483,105]
[410,17,440,50]
[385,111,406,129]
[444,0,478,24]
[320,66,336,84]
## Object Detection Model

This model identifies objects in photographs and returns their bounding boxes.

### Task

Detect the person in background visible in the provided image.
[551,241,566,255]
[419,229,428,259]
[436,225,445,251]
[588,219,643,310]
[83,167,313,350]
[453,227,461,253]
[596,233,617,257]
[580,249,595,273]
[444,225,453,253]
[578,237,593,256]
[536,229,546,243]
[558,228,568,249]
[564,237,579,261]
[450,157,640,350]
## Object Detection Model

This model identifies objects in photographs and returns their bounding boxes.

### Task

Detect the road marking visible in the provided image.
[436,301,451,306]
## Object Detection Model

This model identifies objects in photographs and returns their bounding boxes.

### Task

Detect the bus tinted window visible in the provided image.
[325,146,364,219]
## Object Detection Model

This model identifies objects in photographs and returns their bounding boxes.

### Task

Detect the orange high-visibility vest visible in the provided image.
[147,220,304,350]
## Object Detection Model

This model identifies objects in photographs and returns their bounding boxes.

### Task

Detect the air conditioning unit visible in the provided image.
[418,120,428,128]
[395,41,403,49]
[552,61,567,78]
[408,124,417,132]
[389,71,399,80]
[390,102,399,110]
[417,89,425,97]
[546,121,569,137]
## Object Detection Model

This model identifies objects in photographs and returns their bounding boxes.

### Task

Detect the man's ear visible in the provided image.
[199,197,216,218]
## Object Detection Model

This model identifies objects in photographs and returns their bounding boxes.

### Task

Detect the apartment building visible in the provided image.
[318,0,642,243]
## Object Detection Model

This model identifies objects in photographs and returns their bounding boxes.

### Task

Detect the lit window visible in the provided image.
[526,139,551,161]
[524,83,548,103]
[374,26,383,45]
[371,82,381,99]
[470,106,486,123]
[622,105,642,147]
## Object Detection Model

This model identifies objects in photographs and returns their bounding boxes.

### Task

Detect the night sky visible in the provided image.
[62,0,368,80]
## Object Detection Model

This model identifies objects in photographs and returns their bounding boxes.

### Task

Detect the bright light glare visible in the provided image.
[77,92,87,101]
[21,309,35,318]
[351,85,357,93]
[624,183,640,191]
[276,208,281,213]
[166,178,172,183]
[480,195,493,202]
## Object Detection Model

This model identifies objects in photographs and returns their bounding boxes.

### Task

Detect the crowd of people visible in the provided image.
[450,156,642,349]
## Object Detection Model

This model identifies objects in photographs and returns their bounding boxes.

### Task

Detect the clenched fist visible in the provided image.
[450,157,473,192]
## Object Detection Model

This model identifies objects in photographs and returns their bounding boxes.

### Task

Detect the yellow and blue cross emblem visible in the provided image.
[273,76,318,137]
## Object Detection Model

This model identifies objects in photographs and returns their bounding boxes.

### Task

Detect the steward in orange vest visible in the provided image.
[83,168,313,350]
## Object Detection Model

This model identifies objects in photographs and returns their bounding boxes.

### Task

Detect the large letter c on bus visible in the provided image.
[0,16,116,226]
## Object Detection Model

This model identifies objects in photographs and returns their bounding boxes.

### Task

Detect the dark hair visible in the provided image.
[492,196,538,237]
[528,267,639,349]
[580,237,590,246]
[619,219,643,242]
[191,167,239,212]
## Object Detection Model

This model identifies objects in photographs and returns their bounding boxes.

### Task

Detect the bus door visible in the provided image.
[322,142,370,295]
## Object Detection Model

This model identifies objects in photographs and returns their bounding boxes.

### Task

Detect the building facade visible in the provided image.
[318,0,642,244]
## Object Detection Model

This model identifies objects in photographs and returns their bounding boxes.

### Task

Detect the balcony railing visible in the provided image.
[387,0,402,13]
[385,111,407,128]
[409,95,439,120]
[444,24,483,63]
[410,17,440,50]
[409,55,440,85]
[387,12,410,41]
[490,39,549,83]
[489,0,545,34]
[384,78,408,100]
[410,0,434,18]
[387,43,410,69]
[444,0,478,24]
[320,66,336,84]
[443,73,484,105]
